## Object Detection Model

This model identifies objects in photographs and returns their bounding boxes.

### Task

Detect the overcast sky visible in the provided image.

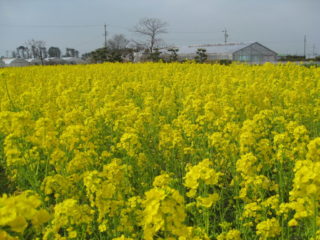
[0,0,319,57]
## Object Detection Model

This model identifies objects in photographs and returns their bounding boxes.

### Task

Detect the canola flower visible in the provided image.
[0,62,320,239]
[0,191,50,239]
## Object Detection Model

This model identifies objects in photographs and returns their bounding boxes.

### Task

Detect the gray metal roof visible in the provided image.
[178,42,254,55]
[62,57,85,63]
[2,58,29,65]
[26,58,42,63]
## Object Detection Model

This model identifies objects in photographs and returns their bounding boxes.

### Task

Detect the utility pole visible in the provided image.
[312,44,316,58]
[304,34,307,59]
[222,28,229,44]
[104,24,108,49]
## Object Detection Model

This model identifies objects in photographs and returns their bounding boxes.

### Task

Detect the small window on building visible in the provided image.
[238,56,250,61]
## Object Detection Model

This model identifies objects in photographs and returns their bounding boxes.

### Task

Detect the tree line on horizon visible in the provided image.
[4,18,170,63]
[5,17,318,64]
[5,18,192,63]
[83,18,181,63]
[83,18,216,63]
[10,40,79,60]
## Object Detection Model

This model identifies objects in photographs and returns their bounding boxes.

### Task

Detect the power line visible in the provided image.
[166,30,230,34]
[0,24,244,35]
[0,23,129,30]
[0,24,102,28]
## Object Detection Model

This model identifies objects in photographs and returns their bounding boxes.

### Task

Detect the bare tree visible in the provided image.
[17,46,26,58]
[16,45,32,58]
[25,39,46,63]
[108,34,129,50]
[133,18,168,53]
[25,48,31,58]
[65,48,79,58]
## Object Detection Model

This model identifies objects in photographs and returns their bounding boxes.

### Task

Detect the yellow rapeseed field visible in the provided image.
[0,62,320,240]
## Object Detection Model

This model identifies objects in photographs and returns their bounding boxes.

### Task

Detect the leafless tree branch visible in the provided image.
[133,18,168,53]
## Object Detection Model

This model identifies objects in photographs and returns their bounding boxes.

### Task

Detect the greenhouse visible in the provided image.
[178,42,277,63]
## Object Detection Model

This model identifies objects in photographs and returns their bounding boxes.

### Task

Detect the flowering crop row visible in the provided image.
[0,63,320,239]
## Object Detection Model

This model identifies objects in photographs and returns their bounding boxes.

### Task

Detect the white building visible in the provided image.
[0,59,5,67]
[62,57,86,65]
[178,42,277,63]
[3,58,30,67]
[26,58,43,65]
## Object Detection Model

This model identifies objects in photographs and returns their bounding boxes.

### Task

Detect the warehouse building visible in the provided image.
[26,58,43,65]
[178,42,277,63]
[62,57,86,65]
[0,59,5,67]
[3,58,30,67]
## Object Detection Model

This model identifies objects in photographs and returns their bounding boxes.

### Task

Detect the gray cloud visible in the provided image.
[0,0,319,56]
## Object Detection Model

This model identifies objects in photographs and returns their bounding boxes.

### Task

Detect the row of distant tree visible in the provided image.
[6,18,168,62]
[9,18,317,64]
[5,17,320,64]
[12,39,79,60]
[83,18,170,63]
[82,18,215,63]
[3,18,261,64]
[278,55,320,62]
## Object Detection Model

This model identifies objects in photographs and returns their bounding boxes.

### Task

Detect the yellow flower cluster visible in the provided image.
[0,191,50,238]
[217,229,242,240]
[256,217,281,240]
[43,199,92,240]
[184,159,221,198]
[1,62,320,239]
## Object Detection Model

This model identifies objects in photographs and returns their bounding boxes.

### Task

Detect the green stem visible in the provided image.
[3,77,17,111]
